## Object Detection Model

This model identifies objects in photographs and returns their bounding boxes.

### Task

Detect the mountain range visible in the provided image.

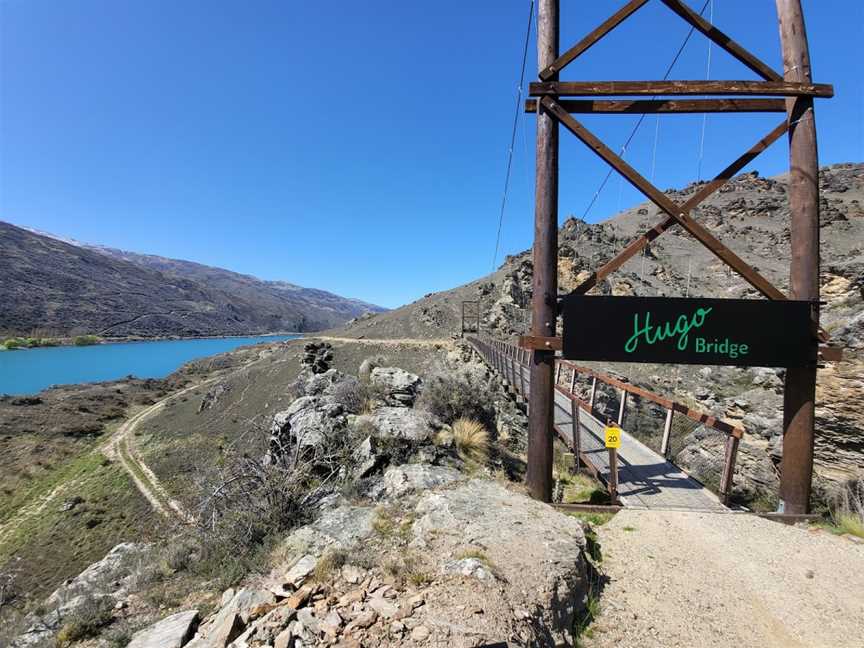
[0,221,385,338]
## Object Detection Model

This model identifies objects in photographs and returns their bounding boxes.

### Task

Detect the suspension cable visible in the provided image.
[696,0,714,181]
[491,0,535,272]
[580,0,711,221]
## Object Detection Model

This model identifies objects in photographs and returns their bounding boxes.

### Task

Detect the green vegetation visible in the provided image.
[455,547,495,570]
[55,595,114,647]
[814,478,864,539]
[73,335,101,346]
[0,450,160,607]
[553,444,609,505]
[0,335,99,350]
[565,511,616,527]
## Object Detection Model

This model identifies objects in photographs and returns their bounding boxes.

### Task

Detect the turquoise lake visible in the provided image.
[0,335,299,396]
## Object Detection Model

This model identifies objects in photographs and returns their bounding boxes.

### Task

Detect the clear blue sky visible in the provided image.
[1,1,861,309]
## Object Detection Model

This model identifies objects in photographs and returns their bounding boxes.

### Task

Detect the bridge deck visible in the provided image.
[517,362,726,512]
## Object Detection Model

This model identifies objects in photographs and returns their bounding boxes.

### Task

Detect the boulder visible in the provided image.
[285,554,317,588]
[267,394,347,463]
[127,610,199,648]
[370,367,422,407]
[368,465,462,501]
[354,407,433,442]
[410,479,589,646]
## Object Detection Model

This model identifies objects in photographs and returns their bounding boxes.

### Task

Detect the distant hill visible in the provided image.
[0,221,384,338]
[332,163,863,346]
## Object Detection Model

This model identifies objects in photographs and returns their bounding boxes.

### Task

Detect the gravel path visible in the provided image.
[585,509,864,648]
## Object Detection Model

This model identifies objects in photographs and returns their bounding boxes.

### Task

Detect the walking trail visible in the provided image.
[585,508,864,648]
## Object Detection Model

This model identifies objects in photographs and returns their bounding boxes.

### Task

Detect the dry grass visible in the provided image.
[450,418,490,464]
[314,547,347,581]
[831,478,864,539]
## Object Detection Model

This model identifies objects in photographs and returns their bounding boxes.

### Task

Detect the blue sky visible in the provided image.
[1,1,861,309]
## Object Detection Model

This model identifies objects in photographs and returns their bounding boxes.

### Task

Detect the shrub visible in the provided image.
[331,377,388,415]
[416,372,495,428]
[314,547,347,581]
[73,335,100,346]
[55,596,114,646]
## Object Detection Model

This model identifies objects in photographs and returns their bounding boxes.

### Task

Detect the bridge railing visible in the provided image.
[467,336,743,505]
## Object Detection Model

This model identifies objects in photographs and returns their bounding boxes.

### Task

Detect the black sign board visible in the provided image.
[561,295,815,367]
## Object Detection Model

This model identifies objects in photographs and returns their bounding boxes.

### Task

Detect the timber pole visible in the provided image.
[776,0,820,514]
[526,0,559,502]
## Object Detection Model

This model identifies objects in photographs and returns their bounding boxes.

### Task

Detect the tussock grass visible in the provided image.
[450,418,489,464]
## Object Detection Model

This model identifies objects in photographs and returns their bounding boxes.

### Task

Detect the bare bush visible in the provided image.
[331,378,388,414]
[194,420,362,574]
[417,372,496,428]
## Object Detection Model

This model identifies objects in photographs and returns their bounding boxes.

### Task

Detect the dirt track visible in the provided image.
[586,509,864,648]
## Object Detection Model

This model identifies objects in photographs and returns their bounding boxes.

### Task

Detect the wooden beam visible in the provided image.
[571,120,789,294]
[778,0,824,515]
[525,0,559,505]
[519,335,562,351]
[543,97,789,301]
[530,80,834,98]
[525,98,788,114]
[551,503,623,514]
[818,346,843,362]
[539,0,649,81]
[659,0,783,82]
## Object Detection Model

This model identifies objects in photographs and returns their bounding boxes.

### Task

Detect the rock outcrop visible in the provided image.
[143,468,589,648]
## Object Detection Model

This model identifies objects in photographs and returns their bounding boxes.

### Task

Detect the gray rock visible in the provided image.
[210,588,275,631]
[368,465,462,501]
[371,367,422,407]
[369,596,399,619]
[355,407,434,441]
[267,393,348,463]
[127,610,199,648]
[353,435,384,478]
[285,554,317,587]
[441,557,494,580]
[411,479,588,646]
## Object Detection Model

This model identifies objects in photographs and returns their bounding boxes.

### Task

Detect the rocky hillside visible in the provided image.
[334,163,864,506]
[0,221,384,338]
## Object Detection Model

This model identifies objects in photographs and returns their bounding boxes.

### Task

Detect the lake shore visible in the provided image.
[0,330,305,351]
[0,334,301,395]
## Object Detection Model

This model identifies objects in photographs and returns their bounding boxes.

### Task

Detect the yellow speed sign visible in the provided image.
[604,425,621,449]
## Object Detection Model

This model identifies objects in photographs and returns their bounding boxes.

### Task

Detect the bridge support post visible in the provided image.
[776,0,820,515]
[617,389,627,426]
[608,448,619,503]
[661,408,674,458]
[526,0,559,503]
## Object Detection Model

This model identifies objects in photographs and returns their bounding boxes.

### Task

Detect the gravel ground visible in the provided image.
[585,509,864,648]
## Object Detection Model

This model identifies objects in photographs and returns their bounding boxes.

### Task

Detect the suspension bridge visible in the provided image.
[469,336,735,511]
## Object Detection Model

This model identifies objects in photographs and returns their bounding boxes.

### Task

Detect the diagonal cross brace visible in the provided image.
[540,0,649,81]
[659,0,782,82]
[540,96,788,301]
[571,119,790,294]
[540,0,782,83]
